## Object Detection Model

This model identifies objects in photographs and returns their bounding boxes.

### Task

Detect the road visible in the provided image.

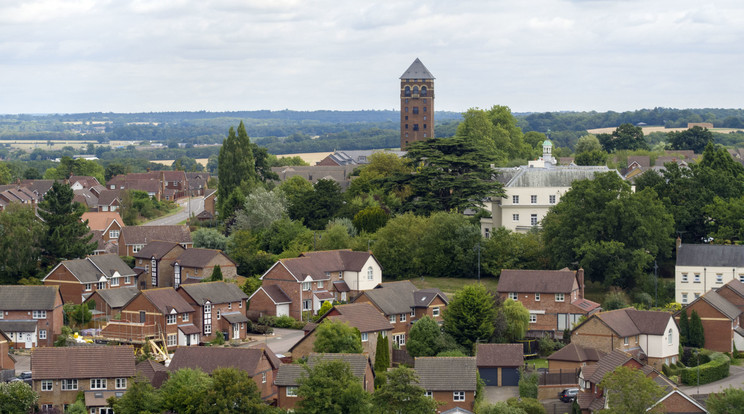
[144,196,204,226]
[680,364,744,395]
[246,328,306,356]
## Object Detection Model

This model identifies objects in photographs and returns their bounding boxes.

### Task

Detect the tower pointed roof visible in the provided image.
[400,58,435,80]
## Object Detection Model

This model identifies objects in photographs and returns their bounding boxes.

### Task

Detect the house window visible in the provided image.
[681,273,688,283]
[623,337,629,345]
[693,273,701,283]
[0,312,3,319]
[398,314,405,323]
[512,214,519,222]
[389,315,396,324]
[413,107,419,114]
[204,302,212,335]
[531,195,537,204]
[413,124,419,131]
[85,284,92,291]
[32,310,46,319]
[529,314,537,324]
[96,282,105,290]
[512,195,519,204]
[167,334,177,347]
[217,310,221,320]
[425,391,433,398]
[361,332,368,342]
[432,307,440,317]
[303,300,312,311]
[317,281,324,289]
[716,273,723,284]
[394,334,406,347]
[182,313,189,322]
[91,379,107,390]
[125,276,131,284]
[41,380,53,391]
[286,387,298,397]
[555,293,565,302]
[39,330,47,339]
[239,301,243,308]
[368,266,374,280]
[116,378,127,389]
[151,258,158,287]
[535,293,541,301]
[62,379,78,390]
[111,277,119,287]
[228,303,232,310]
[302,282,311,291]
[508,292,518,301]
[453,391,465,401]
[109,230,119,239]
[262,372,267,383]
[681,293,688,304]
[740,274,744,283]
[132,244,144,253]
[694,293,700,299]
[484,228,490,238]
[174,264,181,288]
[549,195,556,204]
[668,328,673,345]
[530,214,538,226]
[339,271,343,279]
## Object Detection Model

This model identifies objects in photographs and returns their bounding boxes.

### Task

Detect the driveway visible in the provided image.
[12,354,30,376]
[246,328,306,356]
[680,364,744,395]
[483,386,519,404]
[144,196,204,226]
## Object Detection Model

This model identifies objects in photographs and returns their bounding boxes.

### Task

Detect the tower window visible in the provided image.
[404,86,411,97]
[421,86,428,96]
[405,107,408,113]
[405,99,409,104]
[413,86,419,95]
[413,107,419,114]
[405,133,408,138]
[423,116,427,121]
[405,124,408,129]
[424,133,427,137]
[424,124,427,129]
[405,116,408,121]
[423,107,427,112]
[413,124,419,131]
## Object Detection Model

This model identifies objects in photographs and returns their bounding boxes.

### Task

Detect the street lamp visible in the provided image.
[654,260,658,308]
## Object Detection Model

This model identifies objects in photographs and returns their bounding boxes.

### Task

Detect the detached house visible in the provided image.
[675,243,744,305]
[353,280,448,349]
[0,286,64,348]
[82,211,124,247]
[250,250,382,320]
[497,268,600,337]
[415,357,477,413]
[42,254,138,304]
[571,308,679,370]
[83,287,140,321]
[177,281,249,343]
[32,345,135,412]
[133,241,185,289]
[118,225,192,257]
[174,248,239,285]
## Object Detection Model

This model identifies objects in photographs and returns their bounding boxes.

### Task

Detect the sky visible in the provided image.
[2,0,744,115]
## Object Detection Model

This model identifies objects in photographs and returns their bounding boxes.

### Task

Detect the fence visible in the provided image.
[392,349,414,366]
[538,369,579,386]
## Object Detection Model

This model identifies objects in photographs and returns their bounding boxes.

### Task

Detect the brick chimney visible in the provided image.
[578,268,585,299]
[676,236,682,253]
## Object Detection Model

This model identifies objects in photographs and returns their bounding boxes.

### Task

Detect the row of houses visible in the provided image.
[107,171,210,201]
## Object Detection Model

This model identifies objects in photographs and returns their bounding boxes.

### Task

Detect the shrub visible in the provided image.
[507,397,546,414]
[538,334,562,357]
[680,352,730,385]
[250,325,274,335]
[274,315,302,329]
[602,289,629,310]
[661,364,670,376]
[518,367,538,399]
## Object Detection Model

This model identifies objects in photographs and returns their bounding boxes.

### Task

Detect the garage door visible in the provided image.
[276,304,289,317]
[479,368,500,386]
[501,367,520,386]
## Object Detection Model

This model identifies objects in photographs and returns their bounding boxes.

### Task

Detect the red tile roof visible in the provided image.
[497,269,578,294]
[31,346,135,380]
[476,344,524,367]
[324,303,392,333]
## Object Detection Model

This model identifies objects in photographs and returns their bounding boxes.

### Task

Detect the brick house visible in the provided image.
[497,268,600,338]
[100,288,197,350]
[174,248,239,285]
[133,241,186,289]
[476,343,523,387]
[275,353,374,411]
[42,254,138,304]
[250,250,382,320]
[32,345,135,412]
[415,357,477,413]
[118,225,192,257]
[185,172,210,197]
[289,303,392,363]
[674,281,744,353]
[0,285,64,348]
[168,346,281,402]
[177,281,249,343]
[547,342,605,371]
[82,211,124,247]
[95,189,121,212]
[353,280,448,349]
[0,331,14,371]
[202,188,216,217]
[83,287,140,321]
[135,359,169,389]
[571,308,680,370]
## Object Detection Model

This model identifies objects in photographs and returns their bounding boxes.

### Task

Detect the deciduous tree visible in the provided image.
[0,204,44,284]
[668,126,713,153]
[313,320,363,354]
[159,368,211,414]
[599,366,666,413]
[0,381,37,414]
[201,367,268,413]
[500,299,530,342]
[218,122,258,219]
[232,187,287,232]
[192,228,227,250]
[371,366,440,413]
[108,375,160,414]
[443,283,497,352]
[297,359,371,414]
[707,387,744,414]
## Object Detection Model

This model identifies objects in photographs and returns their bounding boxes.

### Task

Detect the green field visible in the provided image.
[409,277,498,297]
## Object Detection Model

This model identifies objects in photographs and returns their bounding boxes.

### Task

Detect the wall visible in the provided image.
[490,186,568,233]
[429,390,474,413]
[44,265,84,304]
[675,265,742,304]
[248,289,279,318]
[260,264,303,320]
[642,317,679,360]
[677,300,734,353]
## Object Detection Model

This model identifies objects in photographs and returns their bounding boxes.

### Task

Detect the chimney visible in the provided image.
[578,268,585,299]
[676,236,682,253]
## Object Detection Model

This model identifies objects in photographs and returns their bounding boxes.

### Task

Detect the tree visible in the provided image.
[574,150,608,166]
[443,283,497,352]
[65,302,93,330]
[541,172,674,288]
[43,156,105,184]
[0,204,44,284]
[518,367,538,399]
[316,222,353,250]
[37,181,96,265]
[668,126,713,153]
[707,387,744,414]
[105,162,128,182]
[679,309,689,346]
[385,136,505,215]
[297,359,371,414]
[353,206,389,234]
[407,316,443,358]
[0,162,12,185]
[0,381,38,414]
[108,375,160,414]
[159,368,212,414]
[374,333,390,386]
[478,402,528,414]
[456,106,532,164]
[481,228,547,277]
[598,366,666,413]
[500,299,530,342]
[689,309,705,348]
[371,213,428,280]
[201,367,268,413]
[313,320,363,354]
[279,175,313,213]
[419,212,481,278]
[371,366,440,413]
[232,187,287,232]
[348,152,412,196]
[218,122,258,219]
[574,134,602,154]
[599,123,648,152]
[289,178,343,230]
[208,264,223,281]
[192,228,227,250]
[172,156,204,172]
[260,218,312,255]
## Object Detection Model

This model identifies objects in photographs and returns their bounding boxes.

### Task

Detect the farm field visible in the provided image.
[0,139,138,151]
[587,126,740,134]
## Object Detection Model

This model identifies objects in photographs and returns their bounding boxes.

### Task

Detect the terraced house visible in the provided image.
[42,254,137,304]
[0,285,64,348]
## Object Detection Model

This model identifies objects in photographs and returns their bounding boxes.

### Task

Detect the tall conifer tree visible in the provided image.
[37,181,95,265]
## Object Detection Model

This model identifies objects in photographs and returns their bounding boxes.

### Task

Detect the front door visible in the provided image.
[233,323,239,339]
[24,333,32,348]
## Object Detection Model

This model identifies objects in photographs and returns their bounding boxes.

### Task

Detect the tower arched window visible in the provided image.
[413,86,419,95]
[404,86,411,97]
[421,86,427,96]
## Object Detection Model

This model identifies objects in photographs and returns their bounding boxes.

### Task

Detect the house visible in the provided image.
[479,145,618,235]
[99,288,197,350]
[73,187,100,211]
[674,281,744,353]
[674,242,744,305]
[82,211,124,247]
[168,346,280,402]
[83,287,140,321]
[0,285,64,348]
[42,254,138,304]
[202,188,217,217]
[475,343,523,386]
[571,308,679,370]
[353,280,448,349]
[289,303,393,363]
[32,345,135,412]
[68,175,101,190]
[185,172,210,197]
[119,225,192,256]
[135,359,169,389]
[95,189,121,212]
[177,281,249,343]
[0,331,14,372]
[497,268,600,337]
[174,248,239,284]
[0,184,41,211]
[415,357,477,413]
[275,353,375,411]
[271,165,356,190]
[250,250,382,320]
[316,149,406,167]
[133,241,186,289]
[547,342,605,371]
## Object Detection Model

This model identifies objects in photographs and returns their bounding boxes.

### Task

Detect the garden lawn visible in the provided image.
[409,277,499,297]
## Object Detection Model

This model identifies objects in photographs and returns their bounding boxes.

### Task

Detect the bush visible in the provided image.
[538,334,563,357]
[680,352,730,385]
[518,367,538,399]
[602,289,629,310]
[507,397,546,414]
[661,364,670,376]
[257,314,305,330]
[250,324,274,335]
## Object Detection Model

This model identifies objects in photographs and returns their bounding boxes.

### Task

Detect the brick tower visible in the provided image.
[400,58,435,149]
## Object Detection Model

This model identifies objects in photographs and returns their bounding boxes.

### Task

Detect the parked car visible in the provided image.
[9,372,32,386]
[559,388,579,402]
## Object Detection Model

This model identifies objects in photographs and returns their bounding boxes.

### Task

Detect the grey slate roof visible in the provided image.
[0,285,59,310]
[547,343,604,363]
[0,320,38,333]
[133,241,183,260]
[415,357,477,391]
[88,287,140,309]
[587,350,635,384]
[275,364,305,386]
[498,269,577,294]
[222,312,249,324]
[54,255,136,284]
[88,254,137,278]
[178,281,248,305]
[676,244,744,266]
[592,308,673,337]
[361,281,448,316]
[275,353,371,387]
[400,58,435,80]
[701,290,742,320]
[495,166,614,188]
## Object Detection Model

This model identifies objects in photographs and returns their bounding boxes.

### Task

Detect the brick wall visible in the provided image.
[248,289,279,318]
[430,390,473,413]
[677,300,734,353]
[660,391,705,413]
[44,265,85,304]
[498,289,580,333]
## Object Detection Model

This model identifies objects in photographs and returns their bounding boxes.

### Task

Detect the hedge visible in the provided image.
[680,352,730,385]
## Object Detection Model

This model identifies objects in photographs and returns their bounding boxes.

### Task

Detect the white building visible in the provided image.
[675,243,744,305]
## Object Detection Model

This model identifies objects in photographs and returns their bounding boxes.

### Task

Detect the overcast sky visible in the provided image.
[2,0,743,115]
